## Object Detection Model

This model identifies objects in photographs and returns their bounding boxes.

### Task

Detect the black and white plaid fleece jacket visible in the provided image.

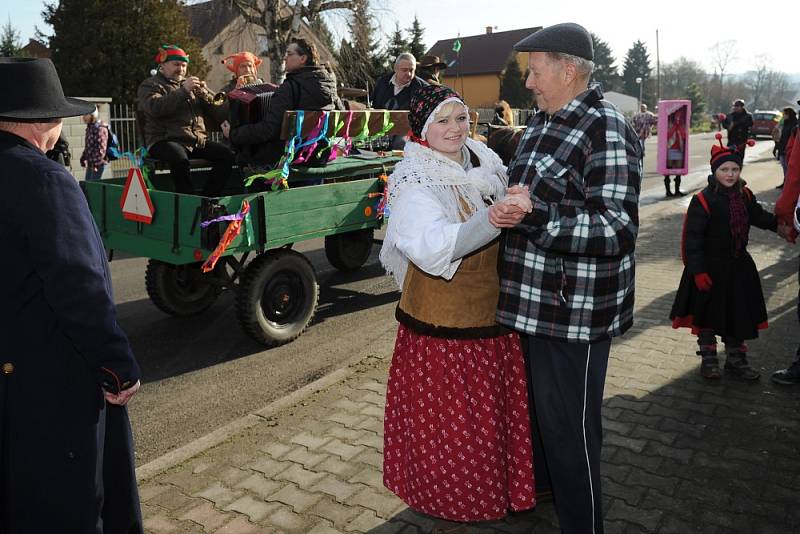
[497,86,641,342]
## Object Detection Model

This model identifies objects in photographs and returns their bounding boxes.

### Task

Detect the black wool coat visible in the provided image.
[670,180,777,340]
[0,130,142,533]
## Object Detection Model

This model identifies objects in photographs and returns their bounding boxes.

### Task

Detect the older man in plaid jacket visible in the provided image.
[489,23,641,534]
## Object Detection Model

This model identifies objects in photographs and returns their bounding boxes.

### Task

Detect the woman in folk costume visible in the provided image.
[380,84,536,533]
[670,134,778,380]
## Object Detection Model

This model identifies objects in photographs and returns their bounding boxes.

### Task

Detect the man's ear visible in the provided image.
[562,61,577,84]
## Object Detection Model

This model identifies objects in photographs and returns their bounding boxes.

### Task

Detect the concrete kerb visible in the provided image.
[136,366,355,482]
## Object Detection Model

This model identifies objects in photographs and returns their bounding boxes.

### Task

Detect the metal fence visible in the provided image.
[108,103,224,178]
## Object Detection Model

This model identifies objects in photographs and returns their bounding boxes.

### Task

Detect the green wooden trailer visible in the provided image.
[84,110,408,347]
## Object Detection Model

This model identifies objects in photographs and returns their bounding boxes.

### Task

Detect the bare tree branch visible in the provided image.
[227,0,356,82]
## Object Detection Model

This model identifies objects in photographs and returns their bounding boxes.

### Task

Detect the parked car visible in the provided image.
[750,110,782,139]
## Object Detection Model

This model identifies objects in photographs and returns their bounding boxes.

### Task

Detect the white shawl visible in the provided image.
[379,137,508,289]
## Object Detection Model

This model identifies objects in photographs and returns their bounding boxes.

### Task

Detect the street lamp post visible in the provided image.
[635,77,643,109]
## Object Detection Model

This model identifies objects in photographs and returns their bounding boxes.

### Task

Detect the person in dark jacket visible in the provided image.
[417,54,448,85]
[775,107,797,184]
[722,99,754,156]
[137,45,234,196]
[670,135,779,380]
[0,57,142,533]
[45,132,71,167]
[223,38,343,171]
[371,53,428,111]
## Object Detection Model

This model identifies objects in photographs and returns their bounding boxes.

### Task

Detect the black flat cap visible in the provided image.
[513,22,593,61]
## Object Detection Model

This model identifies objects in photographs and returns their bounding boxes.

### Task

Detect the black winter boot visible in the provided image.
[673,176,685,196]
[697,345,721,379]
[724,347,760,380]
[664,176,673,197]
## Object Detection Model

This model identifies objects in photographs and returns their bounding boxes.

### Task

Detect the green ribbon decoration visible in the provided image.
[365,111,395,144]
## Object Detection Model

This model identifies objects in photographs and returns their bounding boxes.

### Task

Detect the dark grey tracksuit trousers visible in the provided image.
[524,335,611,534]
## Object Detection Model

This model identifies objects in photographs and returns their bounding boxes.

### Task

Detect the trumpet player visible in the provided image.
[219,51,267,95]
[137,44,234,196]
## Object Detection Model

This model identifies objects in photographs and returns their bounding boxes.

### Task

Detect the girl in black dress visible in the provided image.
[671,135,778,380]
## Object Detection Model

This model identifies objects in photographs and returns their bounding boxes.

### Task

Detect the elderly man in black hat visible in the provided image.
[417,54,448,85]
[0,58,143,532]
[488,23,641,534]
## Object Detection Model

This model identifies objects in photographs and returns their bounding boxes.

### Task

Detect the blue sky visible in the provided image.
[6,0,796,75]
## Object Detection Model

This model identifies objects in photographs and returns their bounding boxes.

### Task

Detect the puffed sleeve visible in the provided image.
[389,188,463,280]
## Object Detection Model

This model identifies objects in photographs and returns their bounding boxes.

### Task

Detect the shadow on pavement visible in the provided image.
[367,185,800,533]
[117,256,399,384]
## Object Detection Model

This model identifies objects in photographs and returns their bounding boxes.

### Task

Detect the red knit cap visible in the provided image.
[222,51,262,74]
[154,45,189,64]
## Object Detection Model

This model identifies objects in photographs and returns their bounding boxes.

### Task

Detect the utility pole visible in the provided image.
[655,29,661,102]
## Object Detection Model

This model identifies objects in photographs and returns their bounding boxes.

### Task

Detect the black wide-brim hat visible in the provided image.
[0,58,96,120]
[419,55,448,69]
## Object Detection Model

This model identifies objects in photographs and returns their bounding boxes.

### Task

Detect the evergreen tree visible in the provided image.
[590,33,618,92]
[685,82,706,127]
[621,40,654,106]
[310,15,337,58]
[345,0,384,88]
[499,55,531,109]
[406,16,426,61]
[386,22,408,63]
[43,0,209,103]
[334,37,358,88]
[0,18,23,57]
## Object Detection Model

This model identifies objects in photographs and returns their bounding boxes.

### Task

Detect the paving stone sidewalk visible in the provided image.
[137,159,800,533]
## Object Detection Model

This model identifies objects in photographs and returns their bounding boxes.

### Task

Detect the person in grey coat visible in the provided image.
[0,57,142,533]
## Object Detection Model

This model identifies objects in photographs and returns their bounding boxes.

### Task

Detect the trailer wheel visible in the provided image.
[324,229,374,272]
[145,260,220,316]
[236,250,319,346]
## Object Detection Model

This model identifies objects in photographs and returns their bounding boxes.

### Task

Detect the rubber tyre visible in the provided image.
[324,229,374,272]
[236,250,319,347]
[145,259,220,316]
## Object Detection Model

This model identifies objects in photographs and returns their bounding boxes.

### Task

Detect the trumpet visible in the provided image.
[235,74,258,88]
[191,79,227,106]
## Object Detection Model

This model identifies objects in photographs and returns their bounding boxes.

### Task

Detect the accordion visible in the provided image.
[227,83,274,129]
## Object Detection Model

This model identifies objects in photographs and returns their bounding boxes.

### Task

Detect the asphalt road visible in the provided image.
[117,133,777,465]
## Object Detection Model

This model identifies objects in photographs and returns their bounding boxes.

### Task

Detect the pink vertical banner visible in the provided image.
[656,100,692,176]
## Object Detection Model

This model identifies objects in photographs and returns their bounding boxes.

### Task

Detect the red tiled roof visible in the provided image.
[426,27,541,76]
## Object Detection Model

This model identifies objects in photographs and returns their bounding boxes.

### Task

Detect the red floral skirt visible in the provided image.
[383,325,536,521]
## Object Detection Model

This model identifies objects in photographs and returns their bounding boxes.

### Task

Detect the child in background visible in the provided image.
[670,134,778,380]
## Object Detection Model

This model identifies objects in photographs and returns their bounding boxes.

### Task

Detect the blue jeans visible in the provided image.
[85,164,106,181]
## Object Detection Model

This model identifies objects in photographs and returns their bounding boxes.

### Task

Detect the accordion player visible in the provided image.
[227,82,274,130]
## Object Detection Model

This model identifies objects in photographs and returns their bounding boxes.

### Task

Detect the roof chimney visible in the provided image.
[486,26,493,34]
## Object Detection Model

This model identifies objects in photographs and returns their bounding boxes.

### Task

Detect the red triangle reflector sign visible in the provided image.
[120,167,155,224]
